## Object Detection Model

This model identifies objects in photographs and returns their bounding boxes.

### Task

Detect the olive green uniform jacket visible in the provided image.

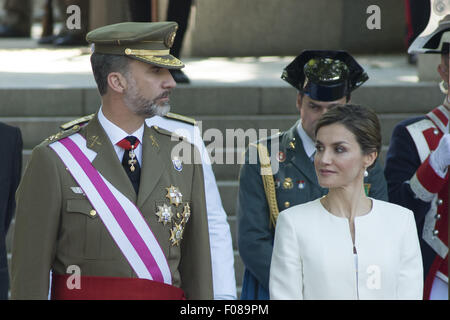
[10,114,213,300]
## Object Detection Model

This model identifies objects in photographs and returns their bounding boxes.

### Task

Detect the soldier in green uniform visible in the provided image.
[237,50,388,300]
[11,22,213,300]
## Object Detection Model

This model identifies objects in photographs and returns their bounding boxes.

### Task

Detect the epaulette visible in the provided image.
[164,112,196,125]
[44,124,83,144]
[151,125,185,142]
[60,114,95,130]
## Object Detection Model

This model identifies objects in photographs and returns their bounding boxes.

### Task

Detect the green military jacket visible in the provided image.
[11,114,213,300]
[237,121,388,292]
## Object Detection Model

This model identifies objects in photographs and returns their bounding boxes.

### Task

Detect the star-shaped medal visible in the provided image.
[166,185,183,207]
[155,203,173,225]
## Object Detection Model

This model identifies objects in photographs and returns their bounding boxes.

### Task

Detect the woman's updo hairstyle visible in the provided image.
[314,104,381,169]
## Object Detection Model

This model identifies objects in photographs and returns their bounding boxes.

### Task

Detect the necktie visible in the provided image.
[117,136,141,194]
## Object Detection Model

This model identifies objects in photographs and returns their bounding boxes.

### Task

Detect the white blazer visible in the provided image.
[269,198,423,300]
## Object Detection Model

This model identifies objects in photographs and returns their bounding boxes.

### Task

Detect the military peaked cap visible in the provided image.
[86,21,184,69]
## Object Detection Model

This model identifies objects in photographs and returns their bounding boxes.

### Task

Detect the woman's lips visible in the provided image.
[319,169,337,176]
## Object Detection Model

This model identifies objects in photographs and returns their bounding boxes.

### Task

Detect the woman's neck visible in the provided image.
[322,183,372,221]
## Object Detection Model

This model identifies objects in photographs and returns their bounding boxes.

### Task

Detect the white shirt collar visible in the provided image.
[297,120,316,159]
[98,106,144,145]
[97,106,145,163]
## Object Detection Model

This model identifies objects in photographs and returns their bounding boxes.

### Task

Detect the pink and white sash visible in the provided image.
[49,133,172,285]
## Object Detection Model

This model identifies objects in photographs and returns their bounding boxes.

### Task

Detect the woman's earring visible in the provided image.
[439,80,448,95]
[364,169,369,177]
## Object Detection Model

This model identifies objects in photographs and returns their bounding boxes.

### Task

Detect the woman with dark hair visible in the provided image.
[269,104,423,300]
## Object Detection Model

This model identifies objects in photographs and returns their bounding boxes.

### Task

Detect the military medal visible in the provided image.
[181,202,191,223]
[283,177,293,189]
[155,203,173,225]
[297,180,305,189]
[166,185,183,206]
[128,145,137,172]
[276,151,286,162]
[172,157,183,172]
[169,222,184,246]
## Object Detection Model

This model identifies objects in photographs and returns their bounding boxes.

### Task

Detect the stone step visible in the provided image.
[0,84,444,117]
[2,113,421,150]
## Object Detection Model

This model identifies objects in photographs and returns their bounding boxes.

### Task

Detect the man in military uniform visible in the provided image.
[11,21,213,299]
[237,50,388,300]
[384,4,449,300]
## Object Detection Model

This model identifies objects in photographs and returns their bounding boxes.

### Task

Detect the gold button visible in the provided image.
[284,201,290,208]
[89,210,97,217]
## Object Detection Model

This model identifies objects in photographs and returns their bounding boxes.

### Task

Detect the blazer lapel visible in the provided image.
[82,114,137,203]
[284,122,320,187]
[137,124,169,207]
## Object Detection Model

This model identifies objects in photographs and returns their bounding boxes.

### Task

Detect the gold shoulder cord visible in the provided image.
[256,143,280,228]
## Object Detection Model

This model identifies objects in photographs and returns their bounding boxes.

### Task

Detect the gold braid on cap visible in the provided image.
[124,48,170,56]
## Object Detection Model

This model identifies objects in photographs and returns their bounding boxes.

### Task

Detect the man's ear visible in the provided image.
[107,72,128,94]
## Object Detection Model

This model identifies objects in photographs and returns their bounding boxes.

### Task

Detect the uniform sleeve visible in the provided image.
[366,158,388,201]
[269,211,303,300]
[195,124,236,299]
[10,145,62,300]
[397,211,424,299]
[237,146,274,291]
[384,123,434,225]
[179,146,214,300]
[4,127,22,232]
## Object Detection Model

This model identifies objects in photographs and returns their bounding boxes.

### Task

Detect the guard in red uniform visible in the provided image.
[384,2,449,299]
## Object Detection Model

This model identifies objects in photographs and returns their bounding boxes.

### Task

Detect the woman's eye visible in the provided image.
[315,145,324,152]
[335,146,345,153]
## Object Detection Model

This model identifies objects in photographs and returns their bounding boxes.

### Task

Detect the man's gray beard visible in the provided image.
[123,78,171,118]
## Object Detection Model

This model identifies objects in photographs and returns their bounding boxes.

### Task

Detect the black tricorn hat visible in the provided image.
[281,50,368,102]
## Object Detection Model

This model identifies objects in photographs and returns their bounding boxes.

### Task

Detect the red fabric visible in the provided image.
[416,156,447,194]
[117,138,140,151]
[432,108,449,127]
[423,256,445,300]
[51,274,186,300]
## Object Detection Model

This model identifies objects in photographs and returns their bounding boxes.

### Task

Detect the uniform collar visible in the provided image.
[296,120,316,159]
[426,101,450,134]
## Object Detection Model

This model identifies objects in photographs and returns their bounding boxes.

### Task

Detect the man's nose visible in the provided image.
[164,69,177,89]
